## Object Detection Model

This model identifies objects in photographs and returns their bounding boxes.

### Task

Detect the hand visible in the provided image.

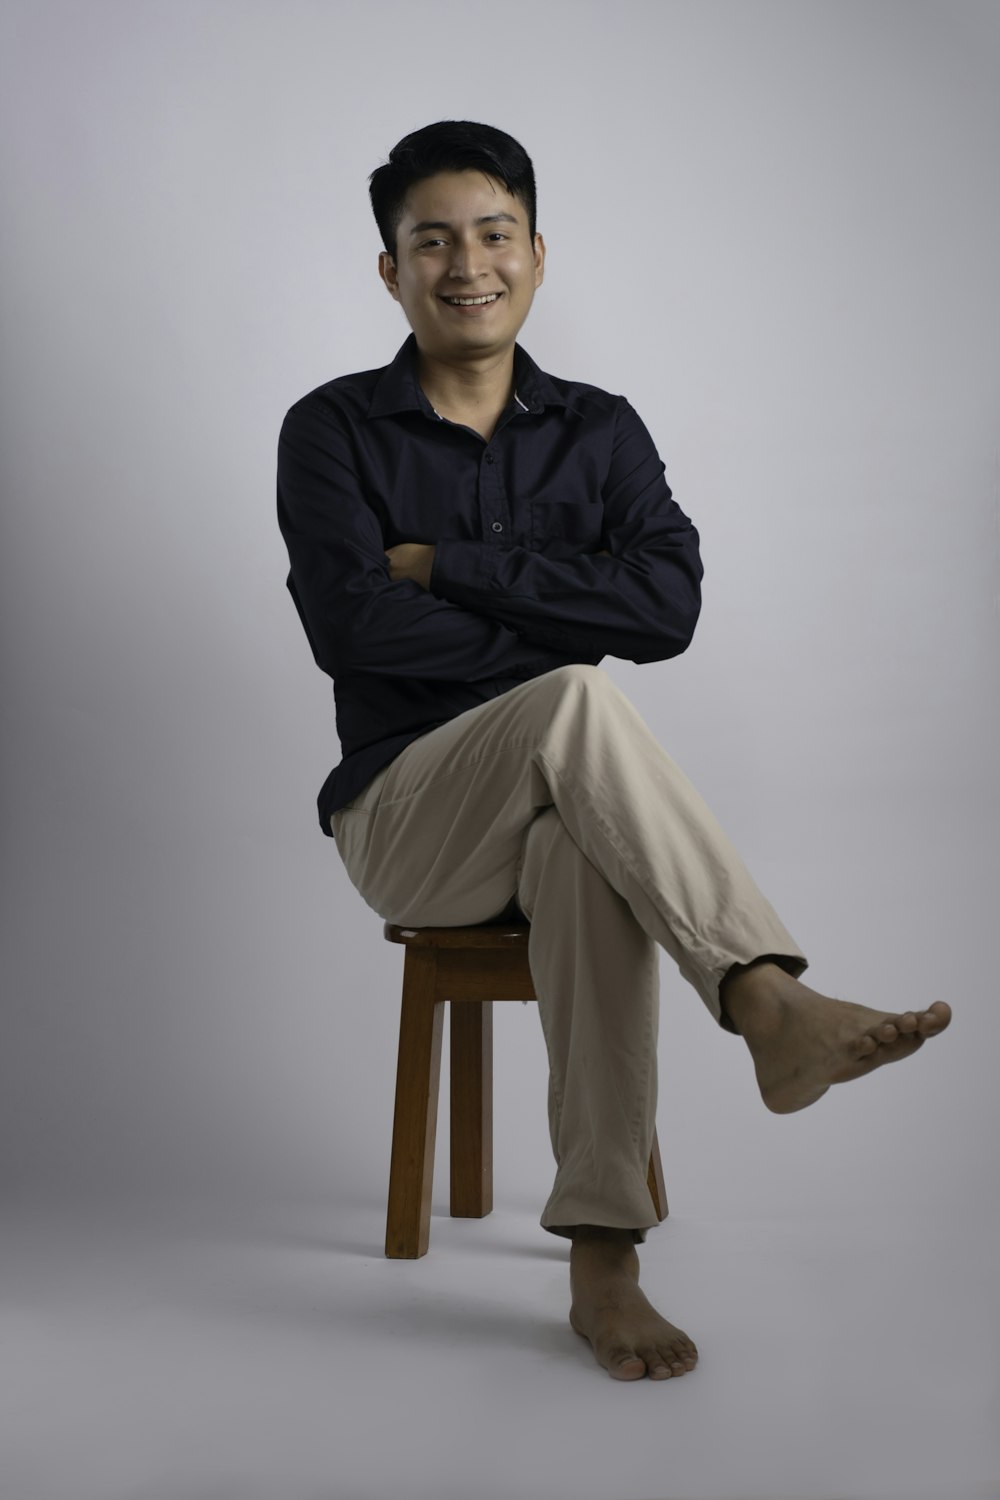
[385,542,437,590]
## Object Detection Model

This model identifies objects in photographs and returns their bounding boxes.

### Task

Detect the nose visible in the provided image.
[447,233,488,282]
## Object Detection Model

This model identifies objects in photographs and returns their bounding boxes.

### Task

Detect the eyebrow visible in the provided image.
[408,212,520,236]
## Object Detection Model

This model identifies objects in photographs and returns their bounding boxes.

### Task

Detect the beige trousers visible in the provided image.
[331,665,808,1242]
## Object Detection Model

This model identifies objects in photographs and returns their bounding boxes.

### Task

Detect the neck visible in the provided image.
[417,346,516,416]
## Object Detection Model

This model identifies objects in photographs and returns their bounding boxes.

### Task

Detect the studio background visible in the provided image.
[1,3,997,1499]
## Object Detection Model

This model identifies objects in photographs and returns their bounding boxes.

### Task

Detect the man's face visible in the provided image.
[378,170,545,364]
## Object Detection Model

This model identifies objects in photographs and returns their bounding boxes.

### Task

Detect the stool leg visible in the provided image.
[450,1001,493,1218]
[386,949,443,1258]
[647,1126,669,1221]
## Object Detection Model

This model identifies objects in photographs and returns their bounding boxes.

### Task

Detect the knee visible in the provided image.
[547,663,623,715]
[548,662,612,694]
[527,666,620,762]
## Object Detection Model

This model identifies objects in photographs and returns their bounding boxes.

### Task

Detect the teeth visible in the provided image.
[445,293,500,306]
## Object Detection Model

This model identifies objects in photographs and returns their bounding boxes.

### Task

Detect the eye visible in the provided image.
[486,233,508,242]
[418,238,446,249]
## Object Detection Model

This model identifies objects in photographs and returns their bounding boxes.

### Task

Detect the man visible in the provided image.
[277,120,951,1383]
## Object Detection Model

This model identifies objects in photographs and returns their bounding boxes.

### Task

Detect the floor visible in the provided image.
[2,1189,997,1500]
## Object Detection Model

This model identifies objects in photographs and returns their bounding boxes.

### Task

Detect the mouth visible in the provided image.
[439,291,504,311]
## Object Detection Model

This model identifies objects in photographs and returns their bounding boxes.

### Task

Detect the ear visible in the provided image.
[378,250,400,301]
[532,233,546,289]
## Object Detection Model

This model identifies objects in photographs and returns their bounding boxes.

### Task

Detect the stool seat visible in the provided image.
[386,920,535,948]
[382,918,668,1258]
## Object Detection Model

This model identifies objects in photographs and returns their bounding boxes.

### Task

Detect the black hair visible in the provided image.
[369,120,537,261]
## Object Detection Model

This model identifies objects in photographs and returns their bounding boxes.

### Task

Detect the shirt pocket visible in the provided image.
[528,498,604,556]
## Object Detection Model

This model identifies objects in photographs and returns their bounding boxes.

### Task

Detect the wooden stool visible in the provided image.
[383,917,668,1258]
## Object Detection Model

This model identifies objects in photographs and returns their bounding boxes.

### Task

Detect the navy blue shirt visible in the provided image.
[277,333,704,834]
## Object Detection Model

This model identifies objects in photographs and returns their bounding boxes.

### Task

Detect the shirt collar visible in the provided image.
[367,332,568,420]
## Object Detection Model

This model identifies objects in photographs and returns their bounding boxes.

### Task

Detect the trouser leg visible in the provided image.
[516,806,661,1240]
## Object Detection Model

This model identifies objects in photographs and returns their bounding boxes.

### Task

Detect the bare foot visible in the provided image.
[721,962,952,1113]
[568,1226,698,1382]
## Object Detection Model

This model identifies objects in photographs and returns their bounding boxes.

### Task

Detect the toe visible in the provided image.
[658,1339,696,1376]
[607,1346,645,1380]
[895,1011,920,1034]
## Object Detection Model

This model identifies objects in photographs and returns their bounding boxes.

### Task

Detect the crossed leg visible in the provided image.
[336,665,953,1382]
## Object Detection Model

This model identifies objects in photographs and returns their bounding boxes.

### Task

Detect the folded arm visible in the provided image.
[425,399,704,665]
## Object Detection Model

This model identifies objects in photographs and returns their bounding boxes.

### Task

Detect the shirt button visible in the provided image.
[485,452,495,464]
[491,521,503,533]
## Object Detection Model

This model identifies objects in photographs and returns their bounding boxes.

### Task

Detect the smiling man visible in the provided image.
[277,120,951,1382]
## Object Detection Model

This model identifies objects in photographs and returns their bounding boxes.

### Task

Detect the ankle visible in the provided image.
[570,1224,636,1243]
[720,958,789,1037]
[570,1226,640,1263]
[570,1228,640,1284]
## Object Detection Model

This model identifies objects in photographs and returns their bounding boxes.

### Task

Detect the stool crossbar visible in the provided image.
[383,917,668,1258]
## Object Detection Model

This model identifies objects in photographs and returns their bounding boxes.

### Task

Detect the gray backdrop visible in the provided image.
[2,0,997,1237]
